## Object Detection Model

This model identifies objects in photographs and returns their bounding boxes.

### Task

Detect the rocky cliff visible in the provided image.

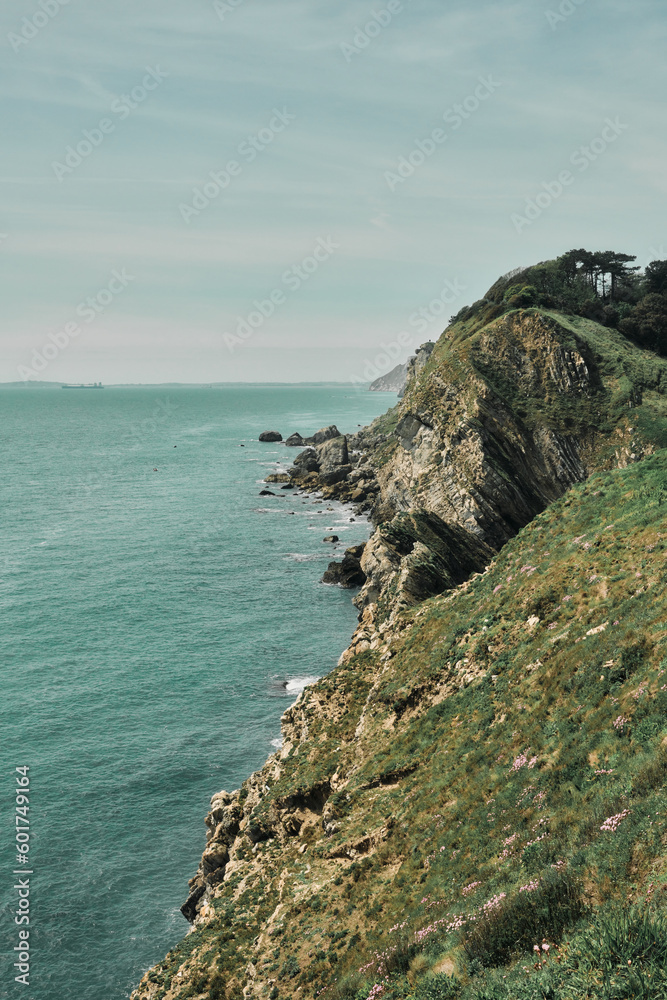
[369,361,409,394]
[287,307,666,624]
[368,343,436,395]
[131,292,667,1000]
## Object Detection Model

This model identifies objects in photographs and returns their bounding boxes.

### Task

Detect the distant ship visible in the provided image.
[61,382,104,389]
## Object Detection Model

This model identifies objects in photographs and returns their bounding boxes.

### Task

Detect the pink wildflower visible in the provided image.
[601,809,631,833]
[480,893,506,914]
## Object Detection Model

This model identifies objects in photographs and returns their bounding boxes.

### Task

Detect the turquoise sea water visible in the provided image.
[0,384,395,1000]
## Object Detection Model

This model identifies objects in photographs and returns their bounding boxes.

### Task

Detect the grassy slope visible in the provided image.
[143,450,667,1000]
[331,451,667,999]
[422,308,667,442]
[352,306,667,488]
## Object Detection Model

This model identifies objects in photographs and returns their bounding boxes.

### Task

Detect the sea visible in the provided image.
[0,383,396,1000]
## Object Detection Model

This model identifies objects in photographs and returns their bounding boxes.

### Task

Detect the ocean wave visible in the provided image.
[283,552,324,562]
[285,676,320,695]
[270,737,284,749]
[269,675,320,698]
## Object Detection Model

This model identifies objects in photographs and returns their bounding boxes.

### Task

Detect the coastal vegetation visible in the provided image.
[462,250,667,357]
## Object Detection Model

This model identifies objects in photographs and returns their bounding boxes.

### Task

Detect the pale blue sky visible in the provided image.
[1,0,665,382]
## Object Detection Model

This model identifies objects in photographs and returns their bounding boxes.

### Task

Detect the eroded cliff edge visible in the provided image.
[131,299,667,1000]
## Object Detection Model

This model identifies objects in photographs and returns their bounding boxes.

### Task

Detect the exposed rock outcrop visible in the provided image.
[286,310,664,619]
[258,431,282,442]
[322,544,366,588]
[304,425,341,445]
[369,360,409,393]
[397,341,435,397]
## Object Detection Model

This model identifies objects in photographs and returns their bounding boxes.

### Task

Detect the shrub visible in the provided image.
[208,971,227,999]
[279,956,300,980]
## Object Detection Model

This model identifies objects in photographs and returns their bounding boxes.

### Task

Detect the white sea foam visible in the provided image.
[271,737,284,749]
[285,676,319,696]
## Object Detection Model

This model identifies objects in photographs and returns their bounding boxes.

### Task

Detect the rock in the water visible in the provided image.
[305,425,341,446]
[259,489,276,496]
[265,473,291,483]
[323,535,339,543]
[259,431,283,442]
[281,484,295,490]
[322,544,366,588]
[285,433,305,447]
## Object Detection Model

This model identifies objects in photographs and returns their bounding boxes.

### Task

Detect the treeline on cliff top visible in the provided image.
[452,250,667,357]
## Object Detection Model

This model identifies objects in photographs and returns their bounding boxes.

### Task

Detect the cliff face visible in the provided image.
[290,308,667,622]
[368,342,436,395]
[368,361,409,393]
[131,301,667,1000]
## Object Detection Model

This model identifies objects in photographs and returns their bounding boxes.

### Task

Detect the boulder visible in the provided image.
[259,431,282,442]
[322,544,366,588]
[305,425,341,446]
[285,432,305,447]
[317,435,349,473]
[265,473,291,483]
[201,843,229,876]
[323,535,339,543]
[320,464,352,486]
[181,881,206,922]
[259,489,276,496]
[292,448,320,473]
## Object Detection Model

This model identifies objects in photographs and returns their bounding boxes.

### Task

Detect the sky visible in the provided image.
[1,0,666,384]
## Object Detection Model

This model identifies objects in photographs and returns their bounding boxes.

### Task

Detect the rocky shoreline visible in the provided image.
[178,421,386,924]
